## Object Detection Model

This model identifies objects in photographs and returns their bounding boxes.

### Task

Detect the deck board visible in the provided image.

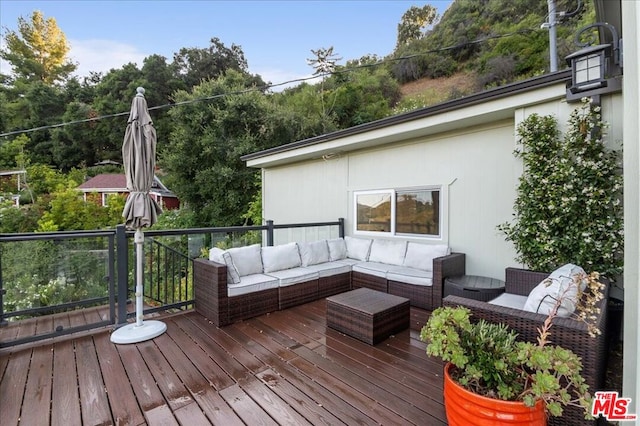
[0,299,448,425]
[93,333,145,425]
[0,346,30,425]
[21,344,53,425]
[51,340,82,426]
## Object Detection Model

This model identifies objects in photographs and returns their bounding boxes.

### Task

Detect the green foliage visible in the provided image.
[2,239,109,317]
[396,4,438,48]
[0,10,76,85]
[327,66,401,127]
[162,70,300,226]
[391,0,594,87]
[0,201,40,232]
[151,207,197,230]
[498,99,623,278]
[421,288,599,419]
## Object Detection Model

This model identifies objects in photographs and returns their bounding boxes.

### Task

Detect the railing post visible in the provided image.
[0,243,6,327]
[266,220,274,246]
[338,218,345,238]
[116,224,129,325]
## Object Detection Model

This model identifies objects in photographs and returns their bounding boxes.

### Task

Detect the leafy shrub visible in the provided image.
[498,99,623,278]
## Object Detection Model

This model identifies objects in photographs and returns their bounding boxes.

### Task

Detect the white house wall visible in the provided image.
[260,90,622,282]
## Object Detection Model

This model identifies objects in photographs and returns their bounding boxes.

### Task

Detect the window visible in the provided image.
[102,192,120,207]
[354,187,443,238]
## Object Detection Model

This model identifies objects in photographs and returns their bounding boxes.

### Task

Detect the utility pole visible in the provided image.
[547,0,558,72]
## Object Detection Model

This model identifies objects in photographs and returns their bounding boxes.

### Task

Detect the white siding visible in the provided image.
[622,0,640,411]
[260,89,622,281]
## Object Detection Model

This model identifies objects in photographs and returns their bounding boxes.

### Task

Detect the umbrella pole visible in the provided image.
[135,228,144,327]
[110,228,167,344]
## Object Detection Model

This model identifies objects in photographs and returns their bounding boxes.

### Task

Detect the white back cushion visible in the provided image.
[368,239,407,266]
[403,243,450,271]
[227,244,263,277]
[345,236,373,261]
[261,242,302,273]
[523,263,586,317]
[298,240,330,266]
[327,238,347,261]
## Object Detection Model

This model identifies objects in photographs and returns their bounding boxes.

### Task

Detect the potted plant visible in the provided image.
[420,271,605,425]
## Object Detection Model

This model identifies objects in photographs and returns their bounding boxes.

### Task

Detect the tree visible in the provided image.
[1,10,76,85]
[162,71,293,226]
[396,4,438,48]
[171,37,262,89]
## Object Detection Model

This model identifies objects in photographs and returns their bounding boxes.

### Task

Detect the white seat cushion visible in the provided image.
[298,240,330,266]
[403,242,450,272]
[303,261,352,278]
[488,293,528,310]
[227,273,278,297]
[327,238,347,261]
[345,236,373,261]
[386,266,433,286]
[523,263,586,317]
[336,258,359,266]
[368,239,407,266]
[261,242,302,273]
[267,267,319,287]
[352,261,390,278]
[227,244,263,277]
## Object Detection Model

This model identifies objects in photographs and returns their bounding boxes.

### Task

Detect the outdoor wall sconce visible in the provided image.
[565,22,622,102]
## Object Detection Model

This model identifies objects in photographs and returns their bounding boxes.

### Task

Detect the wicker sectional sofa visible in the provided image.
[194,236,465,326]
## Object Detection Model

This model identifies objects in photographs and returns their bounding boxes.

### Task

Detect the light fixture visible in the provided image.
[565,22,622,101]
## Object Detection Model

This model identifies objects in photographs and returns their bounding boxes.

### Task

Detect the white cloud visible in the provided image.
[68,39,148,78]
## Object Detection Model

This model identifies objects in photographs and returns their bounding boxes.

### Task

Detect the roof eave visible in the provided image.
[243,70,572,168]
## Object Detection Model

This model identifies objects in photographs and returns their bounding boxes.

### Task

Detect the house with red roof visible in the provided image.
[77,173,179,210]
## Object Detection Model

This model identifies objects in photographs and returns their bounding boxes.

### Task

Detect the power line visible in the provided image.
[0,27,542,139]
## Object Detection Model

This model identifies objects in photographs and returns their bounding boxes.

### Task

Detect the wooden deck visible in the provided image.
[0,299,446,425]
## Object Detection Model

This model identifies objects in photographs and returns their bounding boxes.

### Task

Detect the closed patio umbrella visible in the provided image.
[111,87,166,344]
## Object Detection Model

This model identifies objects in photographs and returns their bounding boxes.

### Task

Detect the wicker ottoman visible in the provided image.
[326,288,410,345]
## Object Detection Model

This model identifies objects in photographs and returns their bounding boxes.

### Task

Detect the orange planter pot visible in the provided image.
[443,363,547,426]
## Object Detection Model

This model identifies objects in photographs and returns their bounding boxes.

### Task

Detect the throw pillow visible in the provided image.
[523,263,586,317]
[209,247,241,284]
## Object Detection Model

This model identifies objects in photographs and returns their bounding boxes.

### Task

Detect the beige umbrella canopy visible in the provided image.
[121,86,162,229]
[111,87,166,344]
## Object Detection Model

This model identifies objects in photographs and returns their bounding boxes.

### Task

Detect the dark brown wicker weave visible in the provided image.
[279,279,319,310]
[326,288,409,345]
[194,258,279,326]
[194,250,466,327]
[352,271,388,292]
[318,272,351,298]
[388,252,466,310]
[443,267,608,426]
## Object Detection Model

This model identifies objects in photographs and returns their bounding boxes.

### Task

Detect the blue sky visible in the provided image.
[1,1,453,88]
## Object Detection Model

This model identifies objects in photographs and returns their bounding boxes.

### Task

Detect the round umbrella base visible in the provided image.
[110,320,167,344]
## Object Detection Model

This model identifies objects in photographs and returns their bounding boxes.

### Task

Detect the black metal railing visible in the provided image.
[1,218,344,347]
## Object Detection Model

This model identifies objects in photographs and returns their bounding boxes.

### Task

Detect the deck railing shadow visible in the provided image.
[0,218,344,348]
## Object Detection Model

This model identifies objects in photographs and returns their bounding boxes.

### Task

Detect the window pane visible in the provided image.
[356,193,391,232]
[396,190,440,236]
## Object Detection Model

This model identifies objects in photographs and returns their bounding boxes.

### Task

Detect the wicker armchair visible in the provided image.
[442,267,608,425]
